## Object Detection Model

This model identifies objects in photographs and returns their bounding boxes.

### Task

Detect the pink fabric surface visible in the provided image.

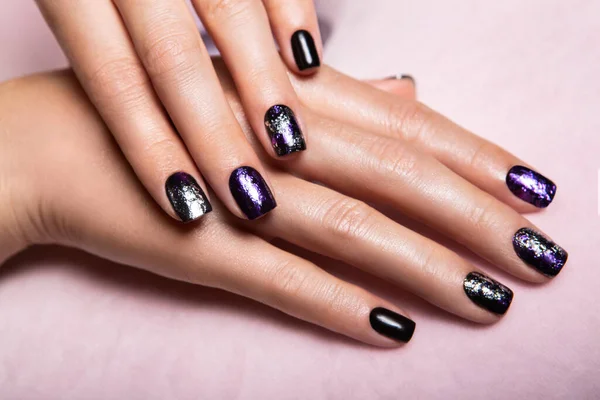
[1,0,599,398]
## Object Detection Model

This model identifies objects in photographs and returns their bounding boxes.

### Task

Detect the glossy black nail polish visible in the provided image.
[506,166,556,208]
[291,30,320,70]
[165,172,212,222]
[463,272,513,315]
[513,228,568,277]
[399,74,415,84]
[385,74,416,85]
[264,105,306,156]
[369,307,416,343]
[229,166,277,220]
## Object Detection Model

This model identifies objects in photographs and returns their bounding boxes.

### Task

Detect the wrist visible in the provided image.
[0,207,30,265]
[0,78,46,265]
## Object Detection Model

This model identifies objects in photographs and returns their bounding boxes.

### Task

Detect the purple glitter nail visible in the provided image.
[506,165,556,208]
[264,105,306,156]
[513,228,568,277]
[229,166,277,220]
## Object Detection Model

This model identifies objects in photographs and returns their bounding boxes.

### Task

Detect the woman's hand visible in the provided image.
[34,0,322,222]
[0,64,566,346]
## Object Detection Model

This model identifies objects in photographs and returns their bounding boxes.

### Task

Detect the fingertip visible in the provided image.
[365,75,417,99]
[290,29,321,73]
[264,104,307,158]
[164,172,213,223]
[368,307,416,345]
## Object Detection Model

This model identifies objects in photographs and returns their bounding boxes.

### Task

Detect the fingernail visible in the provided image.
[369,307,416,343]
[265,105,306,156]
[229,166,277,220]
[165,172,212,222]
[506,165,556,208]
[513,228,568,277]
[386,74,416,85]
[463,272,513,315]
[291,30,320,71]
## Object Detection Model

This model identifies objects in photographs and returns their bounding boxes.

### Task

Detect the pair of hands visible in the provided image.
[0,61,566,346]
[36,0,323,222]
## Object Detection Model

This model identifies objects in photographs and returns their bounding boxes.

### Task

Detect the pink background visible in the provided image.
[1,0,599,398]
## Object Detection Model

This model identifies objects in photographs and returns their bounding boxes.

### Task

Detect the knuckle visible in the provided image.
[365,136,420,184]
[467,140,502,171]
[418,246,439,277]
[141,135,180,159]
[314,281,351,314]
[385,100,431,143]
[200,0,256,21]
[173,222,227,286]
[265,259,352,316]
[86,57,149,109]
[465,197,495,234]
[320,198,375,242]
[244,63,274,87]
[142,32,201,80]
[267,260,310,300]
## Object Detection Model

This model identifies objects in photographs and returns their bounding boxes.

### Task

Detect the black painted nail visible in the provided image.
[506,165,556,208]
[385,74,416,85]
[229,166,277,220]
[165,172,212,222]
[513,228,568,277]
[463,272,513,315]
[369,307,416,343]
[291,30,320,71]
[264,105,306,156]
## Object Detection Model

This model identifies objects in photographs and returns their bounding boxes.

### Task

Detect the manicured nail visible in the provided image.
[513,228,568,277]
[165,172,212,222]
[264,105,306,156]
[506,165,556,208]
[291,30,320,71]
[463,272,513,315]
[369,307,416,343]
[229,166,277,220]
[385,74,416,85]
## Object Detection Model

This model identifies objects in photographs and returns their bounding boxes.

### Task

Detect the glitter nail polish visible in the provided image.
[165,172,212,222]
[463,272,513,315]
[513,228,568,277]
[264,105,306,157]
[229,166,277,220]
[506,165,557,208]
[291,30,320,71]
[369,307,416,343]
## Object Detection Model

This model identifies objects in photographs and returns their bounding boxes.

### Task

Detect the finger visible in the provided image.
[35,0,212,222]
[211,234,416,346]
[193,0,308,159]
[289,112,569,282]
[291,66,557,213]
[113,0,276,220]
[215,67,567,282]
[3,72,415,346]
[262,0,322,73]
[253,172,514,323]
[364,75,417,100]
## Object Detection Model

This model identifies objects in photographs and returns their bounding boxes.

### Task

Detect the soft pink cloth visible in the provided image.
[1,1,599,398]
